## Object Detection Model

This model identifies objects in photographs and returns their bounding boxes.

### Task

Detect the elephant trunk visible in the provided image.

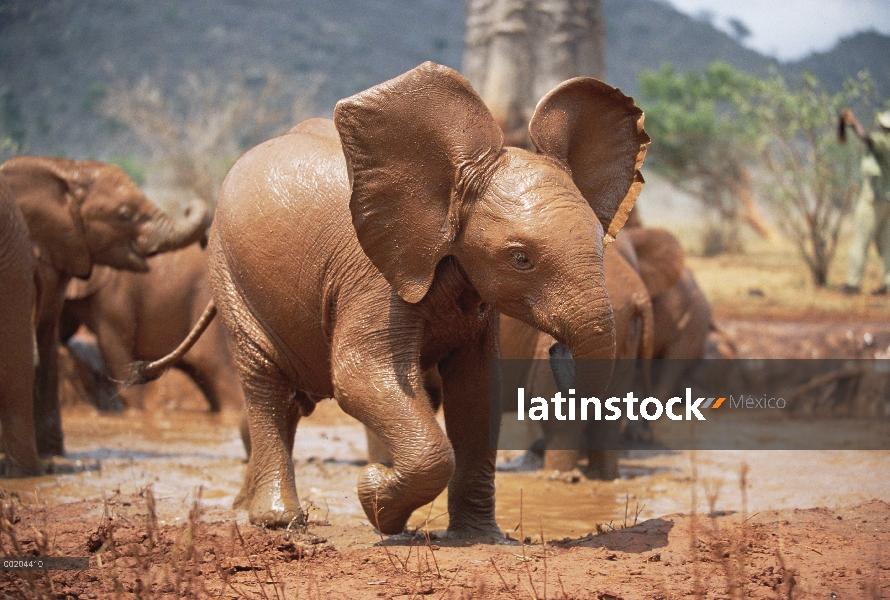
[539,286,616,473]
[563,300,616,363]
[138,198,211,256]
[553,291,617,408]
[543,275,617,364]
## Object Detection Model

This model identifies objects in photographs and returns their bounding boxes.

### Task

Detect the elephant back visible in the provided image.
[626,227,684,298]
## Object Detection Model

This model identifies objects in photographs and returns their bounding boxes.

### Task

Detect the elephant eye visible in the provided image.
[117,205,135,222]
[509,249,534,271]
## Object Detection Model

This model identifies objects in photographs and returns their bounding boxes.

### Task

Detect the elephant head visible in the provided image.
[335,62,649,363]
[0,156,210,278]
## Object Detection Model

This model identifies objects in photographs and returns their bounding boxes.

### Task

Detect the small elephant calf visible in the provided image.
[138,62,649,537]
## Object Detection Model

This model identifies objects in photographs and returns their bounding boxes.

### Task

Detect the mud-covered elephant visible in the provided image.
[0,156,211,461]
[58,334,121,412]
[62,244,244,413]
[499,229,654,478]
[140,63,648,535]
[0,177,40,476]
[626,226,733,401]
[626,227,726,361]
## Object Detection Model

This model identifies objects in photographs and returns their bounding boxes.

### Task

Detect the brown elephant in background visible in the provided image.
[0,156,211,462]
[499,229,654,478]
[139,62,649,535]
[0,177,40,476]
[626,227,730,366]
[624,227,734,438]
[58,335,122,413]
[62,244,244,413]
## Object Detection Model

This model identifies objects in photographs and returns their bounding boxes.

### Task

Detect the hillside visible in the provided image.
[603,0,778,95]
[787,30,890,96]
[1,0,887,160]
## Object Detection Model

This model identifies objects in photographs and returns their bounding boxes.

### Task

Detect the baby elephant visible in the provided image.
[140,62,649,537]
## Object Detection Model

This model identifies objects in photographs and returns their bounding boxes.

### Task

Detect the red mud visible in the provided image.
[1,490,888,599]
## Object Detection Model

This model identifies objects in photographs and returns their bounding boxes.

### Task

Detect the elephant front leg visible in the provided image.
[34,318,65,457]
[363,367,443,466]
[0,322,40,476]
[335,367,455,535]
[439,335,502,539]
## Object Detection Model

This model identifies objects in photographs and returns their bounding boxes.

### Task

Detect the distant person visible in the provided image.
[839,108,890,295]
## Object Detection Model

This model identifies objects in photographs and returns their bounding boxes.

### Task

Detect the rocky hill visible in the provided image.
[1,0,887,160]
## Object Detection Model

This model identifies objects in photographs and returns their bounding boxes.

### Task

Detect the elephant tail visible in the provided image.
[126,300,217,385]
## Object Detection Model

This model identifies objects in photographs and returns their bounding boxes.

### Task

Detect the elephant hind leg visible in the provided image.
[178,324,245,413]
[233,363,303,527]
[226,326,302,527]
[177,361,222,413]
[209,246,303,527]
[0,328,40,477]
[0,264,39,473]
[34,317,65,457]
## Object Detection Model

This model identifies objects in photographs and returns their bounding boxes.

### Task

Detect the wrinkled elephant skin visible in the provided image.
[499,229,654,477]
[0,178,40,476]
[208,63,648,536]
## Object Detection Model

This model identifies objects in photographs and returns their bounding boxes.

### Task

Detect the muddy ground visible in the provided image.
[1,319,889,599]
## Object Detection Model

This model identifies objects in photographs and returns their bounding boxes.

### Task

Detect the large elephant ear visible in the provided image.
[334,62,504,303]
[1,156,93,278]
[627,227,684,297]
[529,78,650,242]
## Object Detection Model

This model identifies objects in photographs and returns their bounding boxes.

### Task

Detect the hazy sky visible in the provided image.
[664,0,890,61]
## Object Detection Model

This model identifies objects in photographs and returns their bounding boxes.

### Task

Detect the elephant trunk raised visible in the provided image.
[137,198,211,256]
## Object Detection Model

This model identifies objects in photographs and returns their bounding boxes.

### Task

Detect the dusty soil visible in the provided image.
[2,487,888,599]
[1,318,889,599]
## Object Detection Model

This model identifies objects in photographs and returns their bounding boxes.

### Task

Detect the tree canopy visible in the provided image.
[639,61,875,286]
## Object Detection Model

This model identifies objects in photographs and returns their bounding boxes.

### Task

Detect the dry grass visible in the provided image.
[101,69,323,211]
[681,233,890,320]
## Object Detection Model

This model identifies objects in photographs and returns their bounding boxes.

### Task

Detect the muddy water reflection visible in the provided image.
[407,475,625,540]
[1,404,887,541]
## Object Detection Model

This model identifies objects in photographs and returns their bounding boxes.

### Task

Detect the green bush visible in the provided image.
[107,155,148,186]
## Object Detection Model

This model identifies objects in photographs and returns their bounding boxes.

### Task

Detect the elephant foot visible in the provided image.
[585,450,620,481]
[0,457,43,478]
[35,431,65,459]
[251,507,304,529]
[237,472,304,529]
[247,491,304,529]
[43,456,101,475]
[357,464,424,535]
[543,449,579,472]
[443,522,506,544]
[496,450,543,472]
